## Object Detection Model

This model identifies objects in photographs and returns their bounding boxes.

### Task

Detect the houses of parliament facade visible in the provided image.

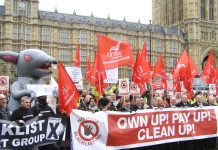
[0,0,216,84]
[153,0,218,70]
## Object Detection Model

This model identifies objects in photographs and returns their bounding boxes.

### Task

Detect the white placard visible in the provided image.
[27,84,56,97]
[0,76,9,94]
[104,68,118,83]
[209,84,216,95]
[130,82,139,95]
[119,78,129,94]
[65,67,83,90]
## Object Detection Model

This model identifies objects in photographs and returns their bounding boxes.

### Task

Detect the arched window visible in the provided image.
[201,0,206,19]
[209,0,214,20]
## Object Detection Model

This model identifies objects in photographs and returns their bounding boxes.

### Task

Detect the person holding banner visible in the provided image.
[31,95,56,118]
[176,95,193,108]
[207,95,217,106]
[0,93,11,120]
[11,96,34,125]
[168,96,178,108]
[131,96,144,111]
[193,94,209,107]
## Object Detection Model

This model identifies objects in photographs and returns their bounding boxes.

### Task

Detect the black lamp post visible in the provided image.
[2,65,6,74]
[149,20,152,64]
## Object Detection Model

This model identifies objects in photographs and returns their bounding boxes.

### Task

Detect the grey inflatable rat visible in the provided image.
[0,49,57,111]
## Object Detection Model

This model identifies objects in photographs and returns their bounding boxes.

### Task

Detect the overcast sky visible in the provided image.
[0,0,152,24]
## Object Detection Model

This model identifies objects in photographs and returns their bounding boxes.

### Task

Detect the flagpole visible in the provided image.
[98,71,102,96]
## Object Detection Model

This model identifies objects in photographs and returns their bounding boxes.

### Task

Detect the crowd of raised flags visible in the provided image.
[57,34,218,116]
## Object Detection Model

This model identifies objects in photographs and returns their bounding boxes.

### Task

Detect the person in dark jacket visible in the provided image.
[176,94,193,107]
[0,93,11,120]
[31,95,56,118]
[11,96,34,125]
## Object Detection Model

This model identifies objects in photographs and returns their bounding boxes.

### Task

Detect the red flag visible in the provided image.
[74,43,80,67]
[213,67,218,95]
[152,55,167,90]
[141,42,147,60]
[132,51,143,83]
[86,55,91,81]
[188,55,199,78]
[90,53,108,95]
[132,51,145,93]
[132,50,152,93]
[97,34,134,70]
[141,41,153,83]
[183,57,195,98]
[58,61,80,116]
[201,51,215,84]
[174,78,181,92]
[172,50,188,80]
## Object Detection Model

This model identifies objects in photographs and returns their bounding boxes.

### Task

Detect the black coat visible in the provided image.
[192,102,209,107]
[31,102,56,118]
[176,101,193,107]
[11,107,34,122]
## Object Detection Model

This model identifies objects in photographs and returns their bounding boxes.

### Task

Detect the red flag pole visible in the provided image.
[98,71,102,96]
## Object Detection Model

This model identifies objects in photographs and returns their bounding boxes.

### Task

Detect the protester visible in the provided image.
[107,93,119,111]
[118,97,131,112]
[141,90,152,108]
[78,94,93,111]
[11,96,34,125]
[193,94,209,107]
[87,97,99,113]
[98,97,111,111]
[176,94,192,107]
[208,95,217,106]
[0,93,11,120]
[31,95,56,117]
[131,96,143,111]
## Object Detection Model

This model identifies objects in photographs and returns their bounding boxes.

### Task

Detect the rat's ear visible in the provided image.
[0,51,19,64]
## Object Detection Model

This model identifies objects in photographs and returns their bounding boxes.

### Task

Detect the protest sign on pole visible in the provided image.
[209,84,216,95]
[130,82,140,95]
[0,76,9,94]
[104,68,118,83]
[27,84,57,111]
[65,67,83,90]
[118,78,129,94]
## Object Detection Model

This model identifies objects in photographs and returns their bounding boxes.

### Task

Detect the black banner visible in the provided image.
[0,117,65,149]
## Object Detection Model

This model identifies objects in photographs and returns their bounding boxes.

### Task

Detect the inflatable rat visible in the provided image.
[0,49,57,111]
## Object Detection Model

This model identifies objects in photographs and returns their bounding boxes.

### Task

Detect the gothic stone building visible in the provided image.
[0,0,184,85]
[153,0,218,70]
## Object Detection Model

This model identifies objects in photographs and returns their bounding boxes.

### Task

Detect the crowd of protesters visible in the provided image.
[1,89,218,150]
[0,93,62,150]
[77,89,218,150]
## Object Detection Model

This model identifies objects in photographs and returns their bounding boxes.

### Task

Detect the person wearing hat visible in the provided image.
[31,95,55,118]
[98,97,111,111]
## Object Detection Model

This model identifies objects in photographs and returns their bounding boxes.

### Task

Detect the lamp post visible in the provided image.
[149,20,152,64]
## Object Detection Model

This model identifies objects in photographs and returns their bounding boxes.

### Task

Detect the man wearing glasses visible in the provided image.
[0,93,11,120]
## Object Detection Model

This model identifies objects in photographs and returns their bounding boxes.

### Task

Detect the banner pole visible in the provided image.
[98,71,102,96]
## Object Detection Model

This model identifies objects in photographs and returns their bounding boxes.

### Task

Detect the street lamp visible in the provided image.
[149,20,152,64]
[2,65,6,74]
